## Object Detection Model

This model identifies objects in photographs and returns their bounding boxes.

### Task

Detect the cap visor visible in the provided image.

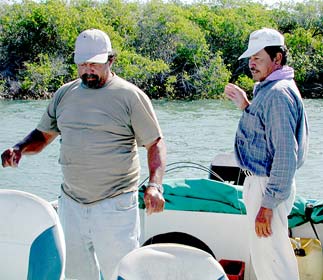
[238,49,254,60]
[74,53,109,64]
[238,46,265,60]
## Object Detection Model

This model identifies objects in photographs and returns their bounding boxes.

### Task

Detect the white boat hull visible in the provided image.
[139,209,323,280]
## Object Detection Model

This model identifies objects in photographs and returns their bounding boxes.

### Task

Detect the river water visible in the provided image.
[0,99,322,201]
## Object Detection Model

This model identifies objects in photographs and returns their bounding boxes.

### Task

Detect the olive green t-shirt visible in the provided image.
[37,75,163,203]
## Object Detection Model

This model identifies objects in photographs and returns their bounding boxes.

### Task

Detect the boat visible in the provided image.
[127,154,323,280]
[1,154,322,279]
[0,189,65,280]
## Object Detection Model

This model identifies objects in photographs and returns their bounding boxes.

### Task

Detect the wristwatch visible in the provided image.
[146,182,164,194]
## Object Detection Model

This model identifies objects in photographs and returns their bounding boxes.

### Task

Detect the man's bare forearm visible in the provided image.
[14,129,58,154]
[2,129,58,167]
[146,138,167,185]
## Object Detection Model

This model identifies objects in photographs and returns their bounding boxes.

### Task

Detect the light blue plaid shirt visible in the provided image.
[234,67,309,209]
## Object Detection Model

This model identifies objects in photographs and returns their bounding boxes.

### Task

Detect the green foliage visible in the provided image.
[114,50,169,98]
[0,0,74,65]
[0,0,322,99]
[191,52,231,99]
[164,75,177,99]
[285,27,322,83]
[189,3,276,71]
[100,0,140,46]
[235,74,254,97]
[19,53,67,99]
[274,0,323,37]
[0,0,76,98]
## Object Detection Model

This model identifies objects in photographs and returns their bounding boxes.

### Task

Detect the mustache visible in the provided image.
[81,73,101,88]
[81,73,98,80]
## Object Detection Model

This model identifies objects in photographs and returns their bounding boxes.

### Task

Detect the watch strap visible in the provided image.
[146,182,164,194]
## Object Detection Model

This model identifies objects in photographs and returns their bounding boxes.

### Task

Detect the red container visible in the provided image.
[219,259,245,280]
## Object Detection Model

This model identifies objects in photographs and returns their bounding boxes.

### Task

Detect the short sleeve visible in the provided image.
[131,90,163,146]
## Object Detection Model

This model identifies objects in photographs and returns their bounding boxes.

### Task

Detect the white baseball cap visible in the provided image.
[238,28,284,60]
[74,29,112,64]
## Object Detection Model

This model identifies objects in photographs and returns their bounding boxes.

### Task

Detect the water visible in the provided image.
[0,99,322,201]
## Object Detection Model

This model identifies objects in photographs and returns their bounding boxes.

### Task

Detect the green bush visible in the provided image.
[19,54,68,99]
[235,74,254,98]
[0,0,322,99]
[192,52,231,99]
[114,50,169,98]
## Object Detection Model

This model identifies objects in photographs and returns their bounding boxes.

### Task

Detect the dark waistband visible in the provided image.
[243,169,254,177]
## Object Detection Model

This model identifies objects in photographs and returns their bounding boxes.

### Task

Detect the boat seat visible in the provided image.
[209,152,246,185]
[0,189,65,280]
[111,243,228,280]
[142,231,216,259]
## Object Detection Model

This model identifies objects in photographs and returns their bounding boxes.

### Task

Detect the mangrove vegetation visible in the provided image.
[0,0,322,100]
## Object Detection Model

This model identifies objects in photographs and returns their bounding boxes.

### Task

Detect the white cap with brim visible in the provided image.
[74,29,112,64]
[238,28,284,60]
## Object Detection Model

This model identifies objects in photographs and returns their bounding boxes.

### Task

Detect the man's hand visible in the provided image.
[255,207,273,237]
[144,186,165,215]
[1,129,58,168]
[1,147,22,167]
[224,83,250,110]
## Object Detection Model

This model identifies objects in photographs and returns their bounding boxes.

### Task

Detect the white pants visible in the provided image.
[58,191,140,280]
[243,176,299,280]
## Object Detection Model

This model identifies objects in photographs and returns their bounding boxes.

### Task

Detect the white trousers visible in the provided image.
[243,175,299,280]
[58,191,140,280]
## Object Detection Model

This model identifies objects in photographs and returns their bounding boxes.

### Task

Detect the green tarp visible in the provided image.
[138,178,323,228]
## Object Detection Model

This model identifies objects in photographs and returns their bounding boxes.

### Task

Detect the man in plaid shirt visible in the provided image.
[225,28,309,280]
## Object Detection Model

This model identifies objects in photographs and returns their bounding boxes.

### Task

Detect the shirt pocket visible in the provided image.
[237,110,267,156]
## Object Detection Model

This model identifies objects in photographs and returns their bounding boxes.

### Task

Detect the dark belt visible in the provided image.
[243,170,254,177]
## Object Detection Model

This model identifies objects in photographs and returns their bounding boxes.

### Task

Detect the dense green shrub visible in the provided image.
[0,0,322,99]
[235,74,254,98]
[113,50,169,98]
[19,54,68,99]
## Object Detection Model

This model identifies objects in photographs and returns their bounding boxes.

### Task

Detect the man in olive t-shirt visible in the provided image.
[1,29,167,280]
